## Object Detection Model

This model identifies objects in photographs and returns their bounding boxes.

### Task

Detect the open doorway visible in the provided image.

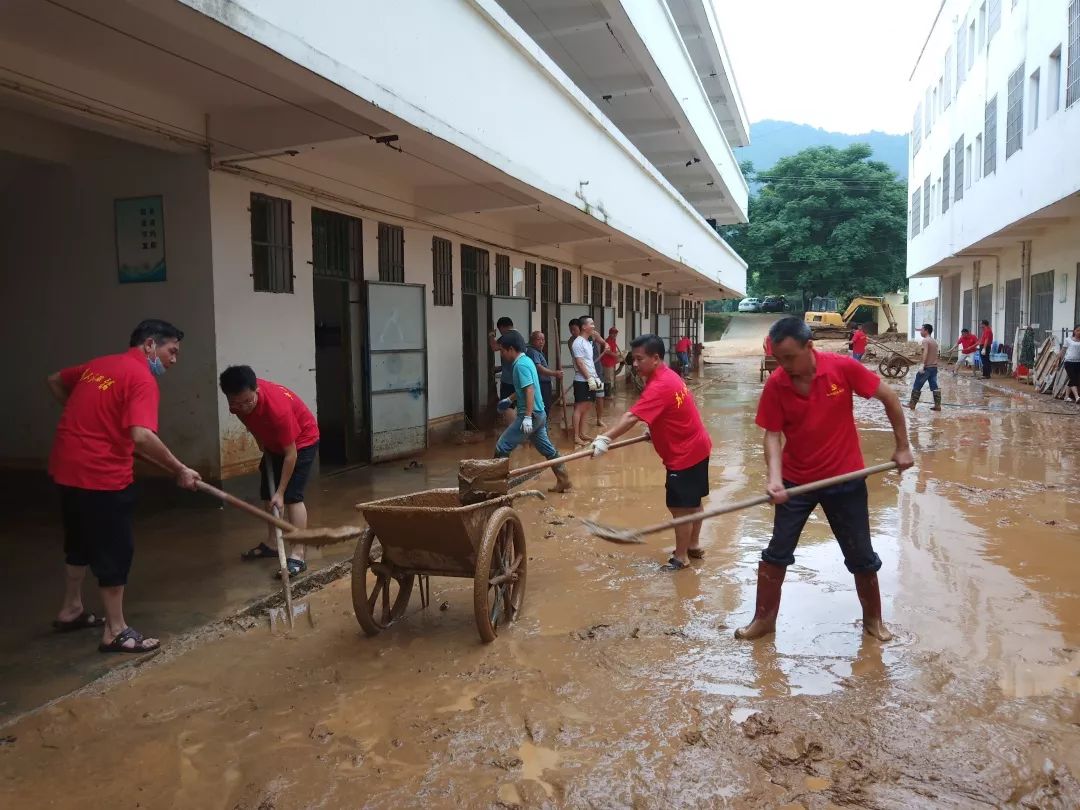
[461,244,493,427]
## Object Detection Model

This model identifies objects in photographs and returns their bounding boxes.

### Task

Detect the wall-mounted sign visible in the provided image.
[115,195,165,283]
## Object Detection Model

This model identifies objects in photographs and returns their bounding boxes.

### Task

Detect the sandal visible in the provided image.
[98,626,160,654]
[52,611,106,633]
[276,558,307,578]
[661,556,690,571]
[241,542,277,561]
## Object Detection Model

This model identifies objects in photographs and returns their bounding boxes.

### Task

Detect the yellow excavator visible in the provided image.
[803,296,899,339]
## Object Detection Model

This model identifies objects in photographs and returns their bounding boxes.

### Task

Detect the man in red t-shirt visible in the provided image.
[591,334,712,570]
[675,336,693,378]
[47,320,201,654]
[978,319,994,379]
[219,366,321,577]
[600,327,621,413]
[850,323,868,361]
[737,317,913,642]
[952,328,978,375]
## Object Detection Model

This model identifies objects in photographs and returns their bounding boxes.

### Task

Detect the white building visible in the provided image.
[906,0,1080,350]
[0,0,748,482]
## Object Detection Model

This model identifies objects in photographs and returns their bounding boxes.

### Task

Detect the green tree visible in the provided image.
[717,145,907,308]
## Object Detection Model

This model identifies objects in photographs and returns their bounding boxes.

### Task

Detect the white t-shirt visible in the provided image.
[1064,336,1080,363]
[572,335,597,382]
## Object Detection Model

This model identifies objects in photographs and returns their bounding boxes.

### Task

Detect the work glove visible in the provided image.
[521,415,534,437]
[588,377,603,392]
[497,397,513,412]
[643,425,651,441]
[591,435,611,458]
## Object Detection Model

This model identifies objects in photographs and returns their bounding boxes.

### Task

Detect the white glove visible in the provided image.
[588,377,603,392]
[591,435,611,457]
[497,397,513,412]
[521,415,534,437]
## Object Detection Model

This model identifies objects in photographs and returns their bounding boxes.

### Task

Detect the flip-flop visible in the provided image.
[98,627,160,654]
[52,611,106,633]
[661,556,690,571]
[241,542,277,561]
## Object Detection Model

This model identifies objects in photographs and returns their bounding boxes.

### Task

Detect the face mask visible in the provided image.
[147,346,166,377]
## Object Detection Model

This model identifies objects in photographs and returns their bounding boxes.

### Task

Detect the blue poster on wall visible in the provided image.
[115,195,166,283]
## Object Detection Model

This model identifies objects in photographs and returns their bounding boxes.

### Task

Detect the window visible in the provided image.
[975,134,983,181]
[957,22,967,88]
[942,151,951,212]
[925,89,933,135]
[923,176,931,228]
[1006,63,1024,158]
[954,137,965,201]
[250,193,293,293]
[617,283,624,318]
[910,188,922,237]
[512,265,524,297]
[605,279,613,307]
[984,96,998,175]
[965,144,973,189]
[944,47,953,105]
[377,222,404,283]
[932,86,939,118]
[978,3,987,51]
[495,253,510,296]
[432,236,453,307]
[461,244,490,294]
[988,0,1001,42]
[967,20,976,69]
[590,275,603,307]
[561,269,571,303]
[1067,1,1079,108]
[540,264,557,303]
[525,261,537,311]
[635,287,641,312]
[1028,68,1041,132]
[1049,46,1062,116]
[582,273,590,304]
[912,104,923,154]
[311,207,361,281]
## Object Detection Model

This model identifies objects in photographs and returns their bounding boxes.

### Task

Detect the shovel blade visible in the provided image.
[580,518,646,544]
[268,600,315,633]
[457,457,511,504]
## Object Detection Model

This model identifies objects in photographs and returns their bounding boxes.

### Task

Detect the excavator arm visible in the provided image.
[839,296,898,332]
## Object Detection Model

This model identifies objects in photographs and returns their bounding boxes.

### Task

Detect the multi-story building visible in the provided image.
[906,0,1080,350]
[0,0,748,481]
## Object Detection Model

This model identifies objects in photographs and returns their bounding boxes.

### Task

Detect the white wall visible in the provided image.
[0,112,218,473]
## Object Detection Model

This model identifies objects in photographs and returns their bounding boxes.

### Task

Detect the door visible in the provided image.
[367,282,428,461]
[962,288,973,331]
[461,293,492,427]
[1029,270,1054,337]
[1004,278,1021,348]
[977,284,993,333]
[656,313,672,357]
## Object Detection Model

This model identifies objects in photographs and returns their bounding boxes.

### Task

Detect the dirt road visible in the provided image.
[2,351,1078,808]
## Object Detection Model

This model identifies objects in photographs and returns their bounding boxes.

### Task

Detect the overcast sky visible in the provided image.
[715,0,943,134]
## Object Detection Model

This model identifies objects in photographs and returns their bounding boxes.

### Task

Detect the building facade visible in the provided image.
[906,0,1080,350]
[0,0,749,482]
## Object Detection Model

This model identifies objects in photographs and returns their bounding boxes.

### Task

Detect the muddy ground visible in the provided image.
[2,322,1079,808]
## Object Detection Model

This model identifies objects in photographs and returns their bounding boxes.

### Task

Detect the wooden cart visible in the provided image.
[866,338,917,379]
[352,488,541,643]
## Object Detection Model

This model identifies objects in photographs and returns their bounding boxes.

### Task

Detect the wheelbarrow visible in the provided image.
[866,337,917,379]
[351,489,542,643]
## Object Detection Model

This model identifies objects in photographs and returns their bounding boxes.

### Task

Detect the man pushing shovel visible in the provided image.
[590,334,712,570]
[738,317,913,642]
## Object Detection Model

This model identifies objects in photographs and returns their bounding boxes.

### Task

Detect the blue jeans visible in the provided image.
[911,366,939,394]
[495,411,558,461]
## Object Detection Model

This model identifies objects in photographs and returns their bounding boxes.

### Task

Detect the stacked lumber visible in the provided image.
[1029,336,1066,398]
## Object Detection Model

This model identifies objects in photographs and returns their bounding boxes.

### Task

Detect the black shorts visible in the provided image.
[500,382,515,400]
[573,380,596,403]
[665,457,710,508]
[1066,361,1080,387]
[260,442,319,504]
[60,484,137,587]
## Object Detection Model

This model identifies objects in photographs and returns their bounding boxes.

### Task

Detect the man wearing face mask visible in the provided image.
[219,365,320,577]
[47,319,201,655]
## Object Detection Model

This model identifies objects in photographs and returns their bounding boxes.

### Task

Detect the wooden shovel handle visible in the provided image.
[509,433,650,477]
[628,462,899,538]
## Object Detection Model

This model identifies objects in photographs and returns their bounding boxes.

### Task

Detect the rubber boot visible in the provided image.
[906,391,920,410]
[854,571,893,641]
[734,561,786,640]
[931,390,942,411]
[549,463,572,493]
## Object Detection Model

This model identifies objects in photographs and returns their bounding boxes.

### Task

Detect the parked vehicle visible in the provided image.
[760,295,787,313]
[737,297,761,313]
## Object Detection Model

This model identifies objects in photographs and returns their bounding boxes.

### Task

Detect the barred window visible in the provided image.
[617,283,624,317]
[954,136,965,202]
[922,176,931,228]
[525,261,537,311]
[461,244,490,294]
[1005,64,1024,158]
[311,207,360,281]
[495,253,511,296]
[634,287,641,312]
[957,22,967,89]
[988,0,1001,42]
[1067,0,1079,108]
[944,47,953,106]
[591,275,603,307]
[912,104,923,155]
[250,193,293,293]
[910,189,922,237]
[605,279,613,307]
[582,274,590,304]
[645,288,651,318]
[377,222,404,283]
[432,236,453,307]
[561,269,571,303]
[942,151,951,213]
[984,96,998,175]
[540,264,558,302]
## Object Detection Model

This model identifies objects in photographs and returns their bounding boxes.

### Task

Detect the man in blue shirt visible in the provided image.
[495,331,571,493]
[525,330,562,409]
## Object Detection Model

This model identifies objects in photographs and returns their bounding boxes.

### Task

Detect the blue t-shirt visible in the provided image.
[524,347,552,403]
[512,353,545,416]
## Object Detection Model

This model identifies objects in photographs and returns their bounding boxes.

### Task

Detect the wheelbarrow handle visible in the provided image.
[509,433,649,477]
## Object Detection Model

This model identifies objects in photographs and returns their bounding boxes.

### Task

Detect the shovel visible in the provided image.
[262,458,313,632]
[582,462,898,543]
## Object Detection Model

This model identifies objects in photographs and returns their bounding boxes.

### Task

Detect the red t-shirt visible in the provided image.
[237,379,319,454]
[49,348,160,491]
[958,334,977,354]
[676,337,692,353]
[630,364,712,470]
[979,326,993,348]
[851,331,868,354]
[601,337,619,368]
[755,351,880,485]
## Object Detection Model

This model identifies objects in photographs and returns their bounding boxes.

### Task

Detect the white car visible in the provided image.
[738,297,762,313]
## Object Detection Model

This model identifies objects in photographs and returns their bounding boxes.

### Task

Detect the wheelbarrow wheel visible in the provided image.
[473,507,527,643]
[351,528,414,637]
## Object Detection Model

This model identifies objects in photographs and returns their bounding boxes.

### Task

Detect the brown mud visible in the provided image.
[2,332,1079,807]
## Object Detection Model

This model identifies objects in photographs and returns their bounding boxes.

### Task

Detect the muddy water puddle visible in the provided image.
[2,357,1079,806]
